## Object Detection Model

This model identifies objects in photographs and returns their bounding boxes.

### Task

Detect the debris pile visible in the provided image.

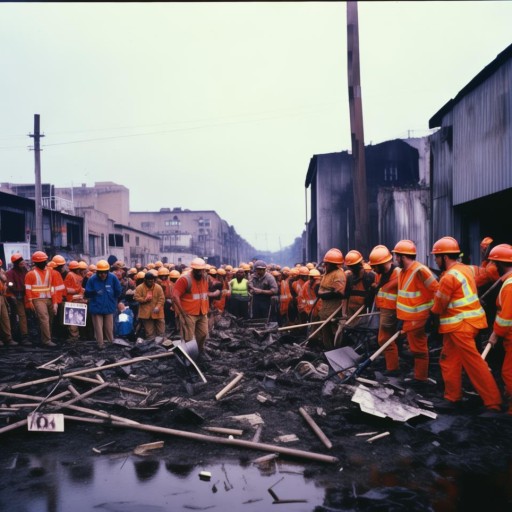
[1,316,512,490]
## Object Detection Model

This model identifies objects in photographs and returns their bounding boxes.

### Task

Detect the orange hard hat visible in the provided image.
[217,268,226,276]
[393,240,417,256]
[88,264,97,271]
[158,267,170,276]
[32,251,48,263]
[289,267,299,276]
[209,268,217,275]
[47,261,57,268]
[11,253,23,264]
[345,250,363,266]
[282,266,290,273]
[309,268,321,278]
[68,260,80,270]
[369,245,393,266]
[96,260,110,271]
[225,265,233,271]
[480,237,494,248]
[299,266,310,276]
[431,236,460,255]
[306,263,314,270]
[78,261,88,270]
[169,269,181,278]
[487,244,512,263]
[191,257,207,270]
[154,261,163,268]
[128,267,137,275]
[271,270,280,277]
[52,255,66,266]
[323,248,344,265]
[136,271,146,280]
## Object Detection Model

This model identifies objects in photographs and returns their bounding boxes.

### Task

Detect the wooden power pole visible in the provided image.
[346,1,369,255]
[29,114,44,250]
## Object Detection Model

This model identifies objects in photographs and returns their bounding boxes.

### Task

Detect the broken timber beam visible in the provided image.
[298,407,332,449]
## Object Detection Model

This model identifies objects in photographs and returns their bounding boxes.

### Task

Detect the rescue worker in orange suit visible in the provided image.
[344,250,376,321]
[369,245,400,374]
[171,258,209,352]
[134,272,165,342]
[487,244,512,415]
[0,259,17,347]
[212,268,229,314]
[431,236,502,411]
[25,251,61,347]
[393,240,439,384]
[287,267,300,323]
[317,248,347,350]
[277,267,292,326]
[300,268,322,324]
[5,253,29,345]
[50,254,67,340]
[294,266,311,323]
[64,260,86,342]
[157,266,173,330]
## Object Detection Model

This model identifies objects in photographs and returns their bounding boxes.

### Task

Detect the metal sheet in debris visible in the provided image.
[351,385,437,422]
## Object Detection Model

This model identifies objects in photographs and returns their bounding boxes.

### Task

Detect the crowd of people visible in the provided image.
[0,234,511,415]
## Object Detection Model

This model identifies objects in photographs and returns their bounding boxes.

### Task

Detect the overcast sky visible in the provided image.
[1,2,511,252]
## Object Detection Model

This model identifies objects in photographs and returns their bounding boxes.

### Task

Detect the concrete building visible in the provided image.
[129,208,255,267]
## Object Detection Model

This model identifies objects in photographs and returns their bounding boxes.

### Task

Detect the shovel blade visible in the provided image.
[325,346,361,372]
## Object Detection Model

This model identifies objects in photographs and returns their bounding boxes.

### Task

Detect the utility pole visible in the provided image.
[347,1,369,255]
[29,114,44,250]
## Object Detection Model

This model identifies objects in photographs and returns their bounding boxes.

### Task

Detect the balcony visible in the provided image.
[41,196,75,215]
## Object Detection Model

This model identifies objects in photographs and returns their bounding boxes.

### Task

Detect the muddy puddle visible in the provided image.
[1,447,511,511]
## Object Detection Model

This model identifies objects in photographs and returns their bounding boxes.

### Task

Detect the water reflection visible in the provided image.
[1,451,511,512]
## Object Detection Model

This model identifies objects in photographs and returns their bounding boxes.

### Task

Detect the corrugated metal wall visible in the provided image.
[452,60,512,205]
[378,188,430,264]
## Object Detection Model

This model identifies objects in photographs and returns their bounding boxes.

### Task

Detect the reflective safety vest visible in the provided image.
[64,271,84,302]
[433,263,487,333]
[230,278,249,297]
[396,261,438,321]
[279,279,292,315]
[180,274,209,315]
[375,266,399,310]
[494,273,512,338]
[299,280,321,316]
[25,267,55,302]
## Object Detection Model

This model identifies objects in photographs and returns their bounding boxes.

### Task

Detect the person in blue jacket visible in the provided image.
[85,259,122,349]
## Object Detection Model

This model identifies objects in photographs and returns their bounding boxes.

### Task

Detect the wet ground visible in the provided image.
[1,316,512,511]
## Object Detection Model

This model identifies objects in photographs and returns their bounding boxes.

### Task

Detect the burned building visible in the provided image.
[305,138,429,262]
[429,43,512,266]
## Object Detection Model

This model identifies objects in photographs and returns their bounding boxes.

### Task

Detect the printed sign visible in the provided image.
[63,302,87,327]
[28,413,65,432]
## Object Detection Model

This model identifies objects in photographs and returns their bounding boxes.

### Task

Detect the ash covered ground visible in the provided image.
[1,316,512,511]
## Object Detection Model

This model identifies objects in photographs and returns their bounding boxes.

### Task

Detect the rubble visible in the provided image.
[1,317,512,504]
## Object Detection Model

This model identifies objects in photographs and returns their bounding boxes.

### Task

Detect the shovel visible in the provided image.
[333,305,366,347]
[299,302,345,347]
[335,330,402,383]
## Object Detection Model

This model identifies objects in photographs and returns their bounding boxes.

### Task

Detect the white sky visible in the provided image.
[1,2,511,251]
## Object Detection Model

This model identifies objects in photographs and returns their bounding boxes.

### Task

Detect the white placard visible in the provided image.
[28,413,65,432]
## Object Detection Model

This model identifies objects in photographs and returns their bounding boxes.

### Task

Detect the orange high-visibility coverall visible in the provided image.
[493,270,512,414]
[279,279,292,319]
[432,263,502,409]
[375,266,400,371]
[396,261,439,380]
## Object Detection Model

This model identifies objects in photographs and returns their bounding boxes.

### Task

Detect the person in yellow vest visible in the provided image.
[228,268,250,320]
[393,240,439,384]
[134,272,165,342]
[369,245,401,374]
[431,236,502,411]
[171,258,209,352]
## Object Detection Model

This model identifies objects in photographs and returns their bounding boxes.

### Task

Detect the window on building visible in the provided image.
[141,221,155,230]
[384,165,399,182]
[165,215,181,227]
[198,218,210,227]
[109,234,123,247]
[124,233,130,243]
[136,236,140,246]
